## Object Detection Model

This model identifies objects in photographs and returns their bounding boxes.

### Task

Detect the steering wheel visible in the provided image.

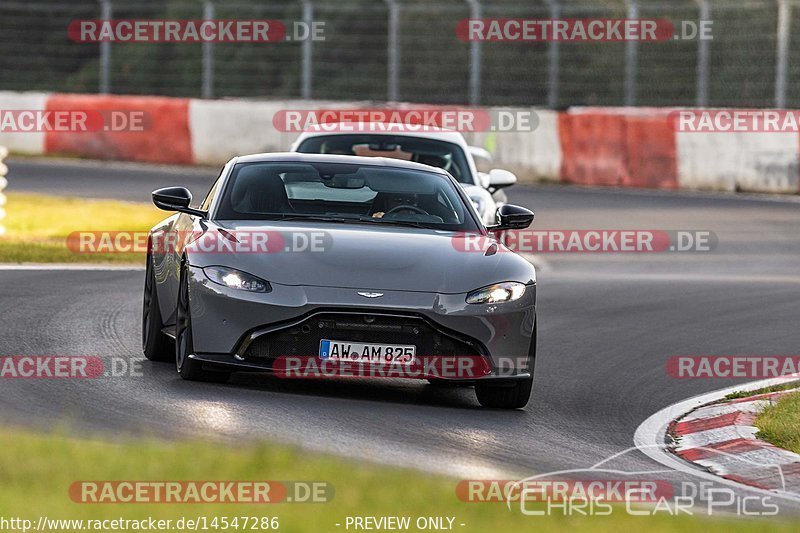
[384,204,429,217]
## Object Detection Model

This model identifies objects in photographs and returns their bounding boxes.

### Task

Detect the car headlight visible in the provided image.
[466,282,526,304]
[469,195,485,215]
[203,266,271,293]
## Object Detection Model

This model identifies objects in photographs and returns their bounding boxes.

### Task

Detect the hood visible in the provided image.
[187,220,535,293]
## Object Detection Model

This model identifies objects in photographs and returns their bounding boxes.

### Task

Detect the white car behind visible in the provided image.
[290,125,517,225]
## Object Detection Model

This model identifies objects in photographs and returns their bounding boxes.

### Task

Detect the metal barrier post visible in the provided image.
[202,0,215,99]
[695,0,710,106]
[301,0,314,99]
[466,0,482,105]
[385,0,400,101]
[624,1,639,106]
[775,0,791,108]
[543,0,560,108]
[99,0,112,94]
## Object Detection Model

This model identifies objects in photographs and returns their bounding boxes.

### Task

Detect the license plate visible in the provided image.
[319,339,416,365]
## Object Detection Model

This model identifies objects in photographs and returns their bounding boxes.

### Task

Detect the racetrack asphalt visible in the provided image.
[2,156,800,511]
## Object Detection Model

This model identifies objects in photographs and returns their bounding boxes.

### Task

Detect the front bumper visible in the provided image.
[186,265,536,380]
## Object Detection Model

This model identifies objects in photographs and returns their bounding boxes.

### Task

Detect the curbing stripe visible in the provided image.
[666,388,800,491]
[634,374,800,500]
[673,411,753,435]
[673,425,759,451]
[676,438,765,462]
[680,399,772,421]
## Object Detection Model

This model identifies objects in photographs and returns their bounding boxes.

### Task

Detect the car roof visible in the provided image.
[232,152,452,176]
[294,123,469,146]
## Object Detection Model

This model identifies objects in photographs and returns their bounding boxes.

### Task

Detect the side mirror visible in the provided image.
[468,145,493,163]
[152,187,206,217]
[487,204,534,232]
[468,146,493,174]
[487,168,517,190]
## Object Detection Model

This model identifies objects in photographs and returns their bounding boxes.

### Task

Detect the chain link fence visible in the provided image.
[0,0,798,108]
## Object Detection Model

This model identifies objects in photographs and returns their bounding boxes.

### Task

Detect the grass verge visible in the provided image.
[756,390,800,454]
[0,427,794,532]
[0,192,165,263]
[723,381,800,401]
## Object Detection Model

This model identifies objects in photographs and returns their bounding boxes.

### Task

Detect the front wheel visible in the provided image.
[475,320,536,409]
[475,376,533,409]
[175,264,230,383]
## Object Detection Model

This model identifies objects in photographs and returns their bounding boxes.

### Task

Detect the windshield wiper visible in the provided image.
[266,214,358,224]
[260,213,432,229]
[354,216,431,229]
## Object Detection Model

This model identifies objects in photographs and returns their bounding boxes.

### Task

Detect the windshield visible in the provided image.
[215,161,479,231]
[295,134,473,184]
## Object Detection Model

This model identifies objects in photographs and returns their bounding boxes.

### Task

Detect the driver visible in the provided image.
[415,153,447,169]
[369,193,418,218]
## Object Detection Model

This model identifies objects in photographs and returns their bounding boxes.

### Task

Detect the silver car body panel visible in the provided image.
[149,153,536,380]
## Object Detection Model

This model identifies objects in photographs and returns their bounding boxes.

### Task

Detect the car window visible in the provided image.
[199,166,225,211]
[296,134,473,184]
[215,161,478,231]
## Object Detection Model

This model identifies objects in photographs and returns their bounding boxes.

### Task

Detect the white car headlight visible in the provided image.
[466,282,526,304]
[203,266,271,293]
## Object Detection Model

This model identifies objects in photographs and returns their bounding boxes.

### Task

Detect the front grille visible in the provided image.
[242,312,483,361]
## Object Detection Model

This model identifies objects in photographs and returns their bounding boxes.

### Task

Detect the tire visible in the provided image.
[142,255,173,362]
[475,320,536,409]
[175,263,231,383]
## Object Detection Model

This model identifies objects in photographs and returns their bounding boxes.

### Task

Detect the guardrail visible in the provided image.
[0,92,798,195]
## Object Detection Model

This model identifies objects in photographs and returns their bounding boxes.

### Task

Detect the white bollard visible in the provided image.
[0,146,7,237]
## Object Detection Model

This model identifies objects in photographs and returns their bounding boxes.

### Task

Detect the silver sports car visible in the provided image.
[143,153,537,408]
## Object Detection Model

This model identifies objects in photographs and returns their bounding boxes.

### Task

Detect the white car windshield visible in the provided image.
[295,134,472,184]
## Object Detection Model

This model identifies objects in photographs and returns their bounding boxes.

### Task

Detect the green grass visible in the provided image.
[0,192,166,263]
[756,391,800,454]
[0,427,794,532]
[723,381,800,401]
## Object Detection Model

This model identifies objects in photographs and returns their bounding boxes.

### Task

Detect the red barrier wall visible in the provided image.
[558,112,627,186]
[622,114,678,189]
[44,94,193,165]
[559,109,678,189]
[37,94,683,189]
